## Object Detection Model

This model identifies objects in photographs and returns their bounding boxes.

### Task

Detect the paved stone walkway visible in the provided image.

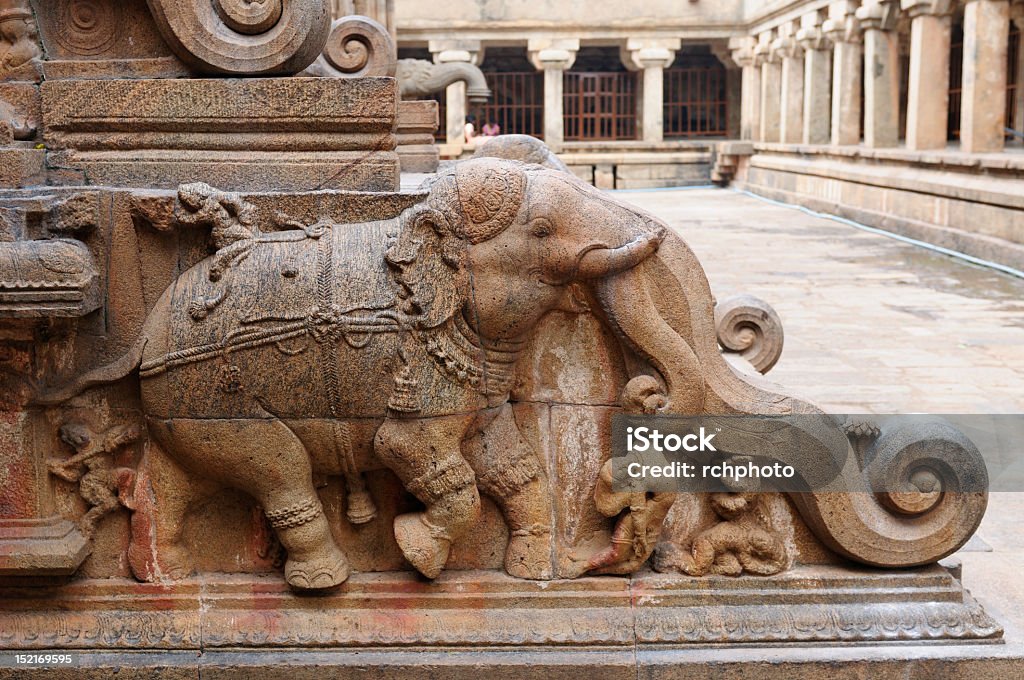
[623,186,1024,656]
[623,187,1024,414]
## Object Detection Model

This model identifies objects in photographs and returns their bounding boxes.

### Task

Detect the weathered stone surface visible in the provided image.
[41,77,400,191]
[146,0,332,75]
[302,15,396,78]
[0,565,1000,650]
[0,239,99,317]
[396,99,440,173]
[0,0,1013,669]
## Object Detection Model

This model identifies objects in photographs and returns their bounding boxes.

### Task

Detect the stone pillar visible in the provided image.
[857,0,901,148]
[429,40,483,152]
[960,0,1011,153]
[774,25,805,144]
[824,3,864,146]
[1014,4,1024,143]
[758,34,783,142]
[624,38,680,143]
[797,14,834,144]
[529,39,579,152]
[901,1,953,150]
[730,37,761,141]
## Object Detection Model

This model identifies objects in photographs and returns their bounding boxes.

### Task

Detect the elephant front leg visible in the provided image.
[374,415,481,579]
[483,475,553,579]
[465,406,553,579]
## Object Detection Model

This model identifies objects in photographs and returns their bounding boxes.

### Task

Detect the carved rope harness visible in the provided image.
[138,223,525,411]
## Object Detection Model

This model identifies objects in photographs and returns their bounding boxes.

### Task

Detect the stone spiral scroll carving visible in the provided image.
[301,15,396,78]
[791,416,990,569]
[714,294,784,374]
[145,0,332,75]
[865,418,988,520]
[214,0,283,35]
[55,0,117,56]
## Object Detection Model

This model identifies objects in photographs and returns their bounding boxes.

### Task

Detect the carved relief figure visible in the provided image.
[48,422,141,539]
[44,158,694,590]
[0,3,40,72]
[655,491,787,577]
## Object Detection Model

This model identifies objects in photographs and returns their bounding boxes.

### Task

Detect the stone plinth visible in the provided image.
[396,99,440,173]
[0,565,999,652]
[41,77,399,192]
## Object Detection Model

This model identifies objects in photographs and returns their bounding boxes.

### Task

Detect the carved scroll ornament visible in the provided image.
[145,0,332,75]
[301,15,396,78]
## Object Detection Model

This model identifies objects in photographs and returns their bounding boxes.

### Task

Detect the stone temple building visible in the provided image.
[394,0,1024,271]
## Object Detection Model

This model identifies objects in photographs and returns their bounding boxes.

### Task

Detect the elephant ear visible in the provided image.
[387,201,469,330]
[387,159,528,330]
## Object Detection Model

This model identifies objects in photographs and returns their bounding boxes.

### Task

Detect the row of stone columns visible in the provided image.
[733,0,1023,154]
[427,38,735,152]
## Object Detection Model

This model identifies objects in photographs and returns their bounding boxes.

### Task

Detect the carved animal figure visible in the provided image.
[45,158,703,590]
[655,492,787,576]
[396,58,491,102]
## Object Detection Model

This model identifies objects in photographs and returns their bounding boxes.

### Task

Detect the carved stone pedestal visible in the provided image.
[0,3,1009,678]
[41,77,400,192]
[0,565,1002,678]
[396,100,441,173]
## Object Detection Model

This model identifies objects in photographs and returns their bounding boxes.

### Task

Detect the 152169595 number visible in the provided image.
[8,653,77,666]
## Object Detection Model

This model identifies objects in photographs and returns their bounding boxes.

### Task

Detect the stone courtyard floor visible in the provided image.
[622,186,1024,669]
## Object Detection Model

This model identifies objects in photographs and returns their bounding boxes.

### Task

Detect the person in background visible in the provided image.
[482,119,501,137]
[464,114,478,146]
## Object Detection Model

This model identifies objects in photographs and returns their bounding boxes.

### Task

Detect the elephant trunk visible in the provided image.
[398,59,492,102]
[593,262,705,414]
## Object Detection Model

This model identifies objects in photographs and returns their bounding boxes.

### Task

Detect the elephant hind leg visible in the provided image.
[154,418,349,590]
[132,420,221,582]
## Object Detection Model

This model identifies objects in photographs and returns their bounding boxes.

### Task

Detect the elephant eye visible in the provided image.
[530,219,552,238]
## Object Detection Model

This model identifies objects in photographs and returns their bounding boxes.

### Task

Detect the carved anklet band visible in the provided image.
[476,454,540,498]
[265,497,322,529]
[406,459,476,503]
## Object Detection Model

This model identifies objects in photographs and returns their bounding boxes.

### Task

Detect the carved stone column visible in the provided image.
[824,3,864,146]
[960,0,1011,153]
[901,1,953,150]
[857,0,901,147]
[624,38,680,143]
[758,34,783,143]
[730,37,761,141]
[797,14,833,144]
[1014,3,1024,143]
[430,40,484,152]
[529,39,579,153]
[774,25,805,144]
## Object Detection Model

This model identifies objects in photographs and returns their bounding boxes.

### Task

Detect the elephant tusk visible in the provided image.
[576,227,667,279]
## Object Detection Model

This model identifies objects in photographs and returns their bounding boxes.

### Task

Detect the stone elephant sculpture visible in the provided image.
[42,158,697,590]
[42,156,988,592]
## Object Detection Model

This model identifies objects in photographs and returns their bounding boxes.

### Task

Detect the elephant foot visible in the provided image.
[504,529,552,580]
[346,488,378,526]
[394,512,451,579]
[285,543,350,590]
